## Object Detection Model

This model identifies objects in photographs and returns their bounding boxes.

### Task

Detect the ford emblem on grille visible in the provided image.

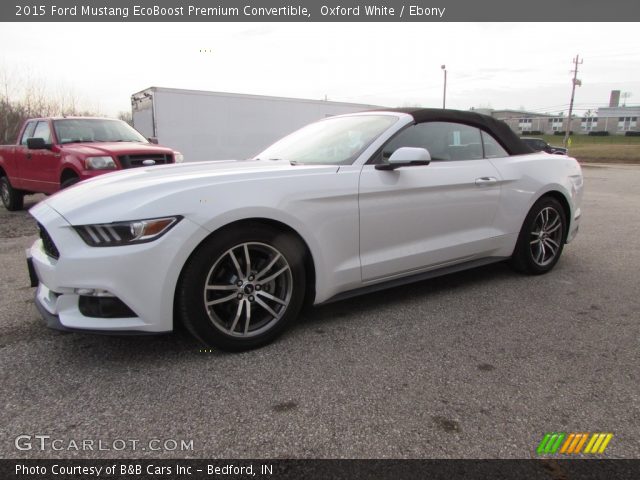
[142,159,156,166]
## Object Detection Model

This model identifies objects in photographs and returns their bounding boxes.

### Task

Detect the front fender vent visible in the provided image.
[38,224,60,259]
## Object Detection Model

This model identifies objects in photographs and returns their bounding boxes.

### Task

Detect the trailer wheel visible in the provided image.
[0,175,24,211]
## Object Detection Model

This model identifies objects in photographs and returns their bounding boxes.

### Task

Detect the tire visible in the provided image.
[0,176,24,211]
[510,196,567,275]
[177,224,306,351]
[61,176,80,189]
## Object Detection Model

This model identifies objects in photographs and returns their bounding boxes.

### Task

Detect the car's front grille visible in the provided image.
[118,153,173,169]
[38,224,60,259]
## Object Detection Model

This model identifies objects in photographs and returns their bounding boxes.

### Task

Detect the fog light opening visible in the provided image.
[78,295,137,318]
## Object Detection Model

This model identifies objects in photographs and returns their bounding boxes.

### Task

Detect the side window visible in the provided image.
[481,131,509,158]
[20,122,37,145]
[32,121,52,144]
[376,122,484,163]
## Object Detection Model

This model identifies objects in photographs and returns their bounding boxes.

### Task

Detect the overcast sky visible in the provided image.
[1,22,638,116]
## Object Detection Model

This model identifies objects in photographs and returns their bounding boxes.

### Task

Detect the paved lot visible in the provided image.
[1,164,639,459]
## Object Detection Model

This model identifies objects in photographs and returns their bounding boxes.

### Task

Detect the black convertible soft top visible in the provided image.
[382,108,533,156]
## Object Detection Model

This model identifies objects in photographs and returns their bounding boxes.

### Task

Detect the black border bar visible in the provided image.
[3,0,640,22]
[2,459,640,479]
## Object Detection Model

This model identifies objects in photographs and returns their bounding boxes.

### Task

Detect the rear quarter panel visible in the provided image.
[489,153,583,238]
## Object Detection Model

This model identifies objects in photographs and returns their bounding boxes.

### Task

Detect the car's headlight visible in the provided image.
[174,152,184,163]
[74,216,182,247]
[85,156,117,170]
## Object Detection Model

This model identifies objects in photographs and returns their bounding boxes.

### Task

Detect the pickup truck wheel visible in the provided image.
[177,224,306,351]
[0,176,24,211]
[61,177,80,189]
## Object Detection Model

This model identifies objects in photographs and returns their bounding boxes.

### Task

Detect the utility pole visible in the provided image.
[564,54,583,148]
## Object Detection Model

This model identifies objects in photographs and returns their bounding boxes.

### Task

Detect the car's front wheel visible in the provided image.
[177,224,306,351]
[510,196,567,274]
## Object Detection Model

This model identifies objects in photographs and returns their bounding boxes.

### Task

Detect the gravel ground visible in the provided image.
[0,165,638,459]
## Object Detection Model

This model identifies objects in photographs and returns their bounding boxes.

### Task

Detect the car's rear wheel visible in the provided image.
[510,196,567,275]
[0,176,24,211]
[177,224,306,351]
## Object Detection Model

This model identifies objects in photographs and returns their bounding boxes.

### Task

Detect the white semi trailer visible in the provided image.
[131,87,380,162]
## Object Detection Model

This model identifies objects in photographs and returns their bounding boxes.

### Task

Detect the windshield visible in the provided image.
[255,114,398,165]
[53,119,147,144]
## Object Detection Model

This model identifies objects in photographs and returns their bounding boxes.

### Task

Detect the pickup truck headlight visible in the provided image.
[174,152,184,163]
[74,216,182,246]
[85,156,117,170]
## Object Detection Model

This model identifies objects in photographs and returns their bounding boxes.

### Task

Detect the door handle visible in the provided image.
[26,153,32,160]
[475,177,497,186]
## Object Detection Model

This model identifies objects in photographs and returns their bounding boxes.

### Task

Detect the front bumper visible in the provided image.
[28,203,210,334]
[33,289,158,335]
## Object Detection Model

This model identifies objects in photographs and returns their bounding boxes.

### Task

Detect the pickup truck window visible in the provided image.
[20,121,37,145]
[53,119,147,144]
[33,121,52,144]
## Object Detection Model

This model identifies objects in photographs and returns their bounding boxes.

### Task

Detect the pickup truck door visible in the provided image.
[358,121,503,282]
[8,121,36,189]
[24,121,59,193]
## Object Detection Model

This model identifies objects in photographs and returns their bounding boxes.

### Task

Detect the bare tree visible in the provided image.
[117,110,133,126]
[0,66,103,144]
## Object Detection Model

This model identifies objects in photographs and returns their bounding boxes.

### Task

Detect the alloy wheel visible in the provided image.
[529,206,563,267]
[203,242,293,337]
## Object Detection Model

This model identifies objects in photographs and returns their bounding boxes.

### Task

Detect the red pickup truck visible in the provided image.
[0,117,182,210]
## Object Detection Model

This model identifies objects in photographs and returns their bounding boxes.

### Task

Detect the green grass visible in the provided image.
[537,135,640,146]
[521,134,640,163]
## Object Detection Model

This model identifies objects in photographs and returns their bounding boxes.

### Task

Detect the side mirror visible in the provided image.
[147,137,159,144]
[27,138,48,150]
[375,147,431,171]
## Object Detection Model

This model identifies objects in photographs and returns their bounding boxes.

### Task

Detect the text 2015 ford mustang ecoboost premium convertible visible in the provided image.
[27,109,583,350]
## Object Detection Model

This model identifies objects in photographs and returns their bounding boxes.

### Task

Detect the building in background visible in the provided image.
[472,90,638,135]
[594,90,639,134]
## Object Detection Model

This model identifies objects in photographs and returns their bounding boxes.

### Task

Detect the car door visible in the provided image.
[26,120,59,193]
[358,121,504,282]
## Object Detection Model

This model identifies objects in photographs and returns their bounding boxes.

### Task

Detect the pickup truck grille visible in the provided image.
[38,224,60,259]
[118,153,173,169]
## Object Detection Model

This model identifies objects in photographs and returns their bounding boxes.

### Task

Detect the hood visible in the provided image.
[36,159,338,225]
[60,141,175,156]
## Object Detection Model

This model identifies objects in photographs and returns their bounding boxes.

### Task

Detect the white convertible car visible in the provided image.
[27,109,583,350]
